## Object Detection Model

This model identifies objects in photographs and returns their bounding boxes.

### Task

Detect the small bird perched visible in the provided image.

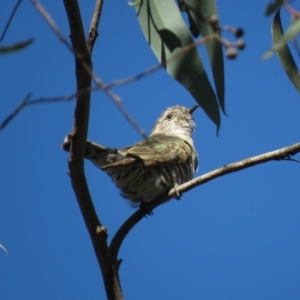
[62,105,199,204]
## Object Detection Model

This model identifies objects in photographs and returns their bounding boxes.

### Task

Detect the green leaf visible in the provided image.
[135,0,220,130]
[181,0,225,115]
[265,0,284,16]
[272,9,300,93]
[0,39,33,54]
[262,16,300,59]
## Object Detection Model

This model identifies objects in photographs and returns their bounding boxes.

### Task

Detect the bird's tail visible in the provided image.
[61,134,117,168]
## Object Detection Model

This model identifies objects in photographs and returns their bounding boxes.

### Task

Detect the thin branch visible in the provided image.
[168,142,300,196]
[109,198,163,259]
[109,142,300,259]
[0,33,219,132]
[105,35,218,88]
[87,0,103,54]
[0,0,22,44]
[31,0,146,140]
[0,93,31,131]
[1,2,243,134]
[283,3,300,18]
[0,84,105,131]
[0,93,76,131]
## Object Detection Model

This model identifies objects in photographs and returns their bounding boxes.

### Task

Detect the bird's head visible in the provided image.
[150,105,199,140]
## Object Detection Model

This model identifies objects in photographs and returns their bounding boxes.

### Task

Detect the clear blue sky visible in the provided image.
[1,1,300,299]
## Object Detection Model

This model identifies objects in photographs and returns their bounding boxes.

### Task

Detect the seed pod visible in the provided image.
[235,28,244,38]
[226,47,238,59]
[236,39,246,50]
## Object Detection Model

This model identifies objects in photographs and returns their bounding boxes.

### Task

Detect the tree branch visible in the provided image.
[87,0,103,54]
[30,0,146,140]
[0,0,22,44]
[0,32,219,133]
[0,93,31,131]
[169,142,300,196]
[110,142,300,259]
[1,9,243,134]
[62,1,123,299]
[1,27,242,134]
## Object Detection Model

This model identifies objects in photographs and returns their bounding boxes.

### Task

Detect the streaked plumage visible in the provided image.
[62,105,199,204]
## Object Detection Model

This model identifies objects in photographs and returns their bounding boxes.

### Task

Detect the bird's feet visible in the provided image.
[173,183,182,200]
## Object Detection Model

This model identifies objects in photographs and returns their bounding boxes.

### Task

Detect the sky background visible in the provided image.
[1,1,300,299]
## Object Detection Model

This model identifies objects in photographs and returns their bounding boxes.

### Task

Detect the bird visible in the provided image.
[62,105,199,205]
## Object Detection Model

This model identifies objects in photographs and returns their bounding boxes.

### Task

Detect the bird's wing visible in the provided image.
[101,135,194,169]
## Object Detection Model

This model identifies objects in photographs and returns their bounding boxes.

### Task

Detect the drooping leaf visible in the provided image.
[187,10,200,38]
[135,0,221,130]
[265,0,284,16]
[179,0,225,115]
[272,9,300,93]
[0,39,33,54]
[157,29,182,52]
[262,16,300,59]
[177,0,200,38]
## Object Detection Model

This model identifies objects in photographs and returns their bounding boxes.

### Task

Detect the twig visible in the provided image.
[0,33,220,132]
[0,0,22,44]
[109,198,162,259]
[0,86,102,132]
[168,142,300,196]
[0,93,31,131]
[283,3,300,18]
[30,0,146,140]
[0,93,80,131]
[109,142,300,258]
[106,33,219,88]
[87,0,103,54]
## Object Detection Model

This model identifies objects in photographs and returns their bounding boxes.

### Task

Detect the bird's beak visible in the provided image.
[188,104,200,114]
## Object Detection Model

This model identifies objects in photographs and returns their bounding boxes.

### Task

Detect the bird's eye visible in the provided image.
[166,114,173,120]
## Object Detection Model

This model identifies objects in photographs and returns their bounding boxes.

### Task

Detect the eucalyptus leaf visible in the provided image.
[178,0,225,115]
[135,0,221,130]
[265,0,284,16]
[272,9,300,93]
[0,39,33,54]
[263,17,300,59]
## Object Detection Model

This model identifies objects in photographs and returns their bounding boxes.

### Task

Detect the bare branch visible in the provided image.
[169,142,300,196]
[0,84,104,131]
[283,3,300,18]
[109,198,163,259]
[0,93,31,131]
[30,0,146,140]
[87,0,103,54]
[0,33,220,132]
[1,2,243,134]
[110,142,300,259]
[61,0,124,299]
[0,0,22,44]
[30,0,79,55]
[0,29,213,130]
